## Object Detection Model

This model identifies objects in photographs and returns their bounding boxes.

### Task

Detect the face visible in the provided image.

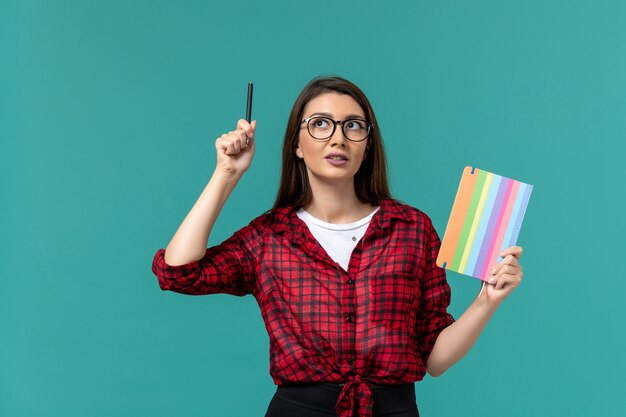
[295,92,370,187]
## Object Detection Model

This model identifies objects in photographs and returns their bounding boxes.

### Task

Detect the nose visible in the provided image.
[328,122,347,146]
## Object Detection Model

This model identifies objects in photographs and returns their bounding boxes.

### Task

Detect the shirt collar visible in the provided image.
[268,198,411,242]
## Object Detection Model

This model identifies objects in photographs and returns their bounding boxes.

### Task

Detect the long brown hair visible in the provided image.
[272,76,392,209]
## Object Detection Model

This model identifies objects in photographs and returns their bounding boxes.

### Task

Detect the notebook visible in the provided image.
[436,166,533,281]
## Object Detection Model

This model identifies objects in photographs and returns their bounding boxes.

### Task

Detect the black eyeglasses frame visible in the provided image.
[301,116,372,142]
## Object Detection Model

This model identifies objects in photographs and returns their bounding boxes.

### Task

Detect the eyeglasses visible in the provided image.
[301,116,371,142]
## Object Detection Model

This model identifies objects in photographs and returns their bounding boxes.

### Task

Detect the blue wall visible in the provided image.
[2,1,625,416]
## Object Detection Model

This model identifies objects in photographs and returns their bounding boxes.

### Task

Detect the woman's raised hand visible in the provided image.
[164,119,256,266]
[214,119,256,177]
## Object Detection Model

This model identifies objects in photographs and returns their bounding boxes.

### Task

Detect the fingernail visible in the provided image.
[488,277,496,284]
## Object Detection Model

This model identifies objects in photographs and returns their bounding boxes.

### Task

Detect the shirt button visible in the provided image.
[345,313,354,323]
[346,279,354,285]
[347,359,354,365]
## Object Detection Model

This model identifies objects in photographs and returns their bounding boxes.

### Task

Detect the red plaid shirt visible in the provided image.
[151,199,454,417]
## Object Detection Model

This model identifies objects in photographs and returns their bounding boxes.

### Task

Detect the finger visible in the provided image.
[499,264,521,277]
[237,119,255,140]
[215,134,230,152]
[501,255,520,269]
[234,127,251,150]
[492,265,524,289]
[219,135,241,155]
[500,246,523,260]
[225,128,247,152]
[488,255,520,278]
[488,263,522,285]
[247,120,257,148]
[249,120,256,140]
[229,136,242,154]
[495,273,522,291]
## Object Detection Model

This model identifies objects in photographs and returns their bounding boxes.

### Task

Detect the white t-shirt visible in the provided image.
[296,207,380,271]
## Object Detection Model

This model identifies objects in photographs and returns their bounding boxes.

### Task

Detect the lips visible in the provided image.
[324,153,349,161]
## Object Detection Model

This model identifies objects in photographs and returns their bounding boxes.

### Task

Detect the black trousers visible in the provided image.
[264,382,419,417]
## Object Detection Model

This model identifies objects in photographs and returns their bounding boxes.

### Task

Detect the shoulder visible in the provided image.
[380,198,436,229]
[240,205,296,233]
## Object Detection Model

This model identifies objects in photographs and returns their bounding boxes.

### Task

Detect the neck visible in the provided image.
[304,177,375,223]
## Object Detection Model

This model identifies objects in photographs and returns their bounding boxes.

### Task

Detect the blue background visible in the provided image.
[2,1,625,416]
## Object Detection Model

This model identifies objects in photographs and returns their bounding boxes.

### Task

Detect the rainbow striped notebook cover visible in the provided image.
[436,167,533,281]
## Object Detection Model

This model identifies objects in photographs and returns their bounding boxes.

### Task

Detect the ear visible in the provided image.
[295,145,304,159]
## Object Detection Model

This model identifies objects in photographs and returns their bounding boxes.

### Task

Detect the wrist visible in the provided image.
[474,287,500,315]
[211,168,243,186]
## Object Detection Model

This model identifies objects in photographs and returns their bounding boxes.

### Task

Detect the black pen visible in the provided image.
[245,82,253,147]
[246,82,254,123]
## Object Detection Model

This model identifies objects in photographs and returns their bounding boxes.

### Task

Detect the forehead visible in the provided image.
[303,92,365,118]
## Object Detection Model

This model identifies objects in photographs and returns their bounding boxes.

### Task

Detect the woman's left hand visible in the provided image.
[482,246,524,307]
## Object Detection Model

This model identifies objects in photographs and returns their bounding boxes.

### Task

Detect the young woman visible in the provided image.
[151,76,524,417]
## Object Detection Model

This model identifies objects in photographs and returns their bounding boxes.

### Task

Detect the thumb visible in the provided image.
[246,120,256,140]
[247,120,257,142]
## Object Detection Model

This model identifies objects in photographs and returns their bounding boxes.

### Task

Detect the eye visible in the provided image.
[311,117,331,128]
[345,120,366,130]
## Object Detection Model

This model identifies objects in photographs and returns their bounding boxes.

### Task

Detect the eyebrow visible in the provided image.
[309,112,366,120]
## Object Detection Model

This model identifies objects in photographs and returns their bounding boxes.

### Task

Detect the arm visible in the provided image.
[425,246,524,377]
[164,119,257,266]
